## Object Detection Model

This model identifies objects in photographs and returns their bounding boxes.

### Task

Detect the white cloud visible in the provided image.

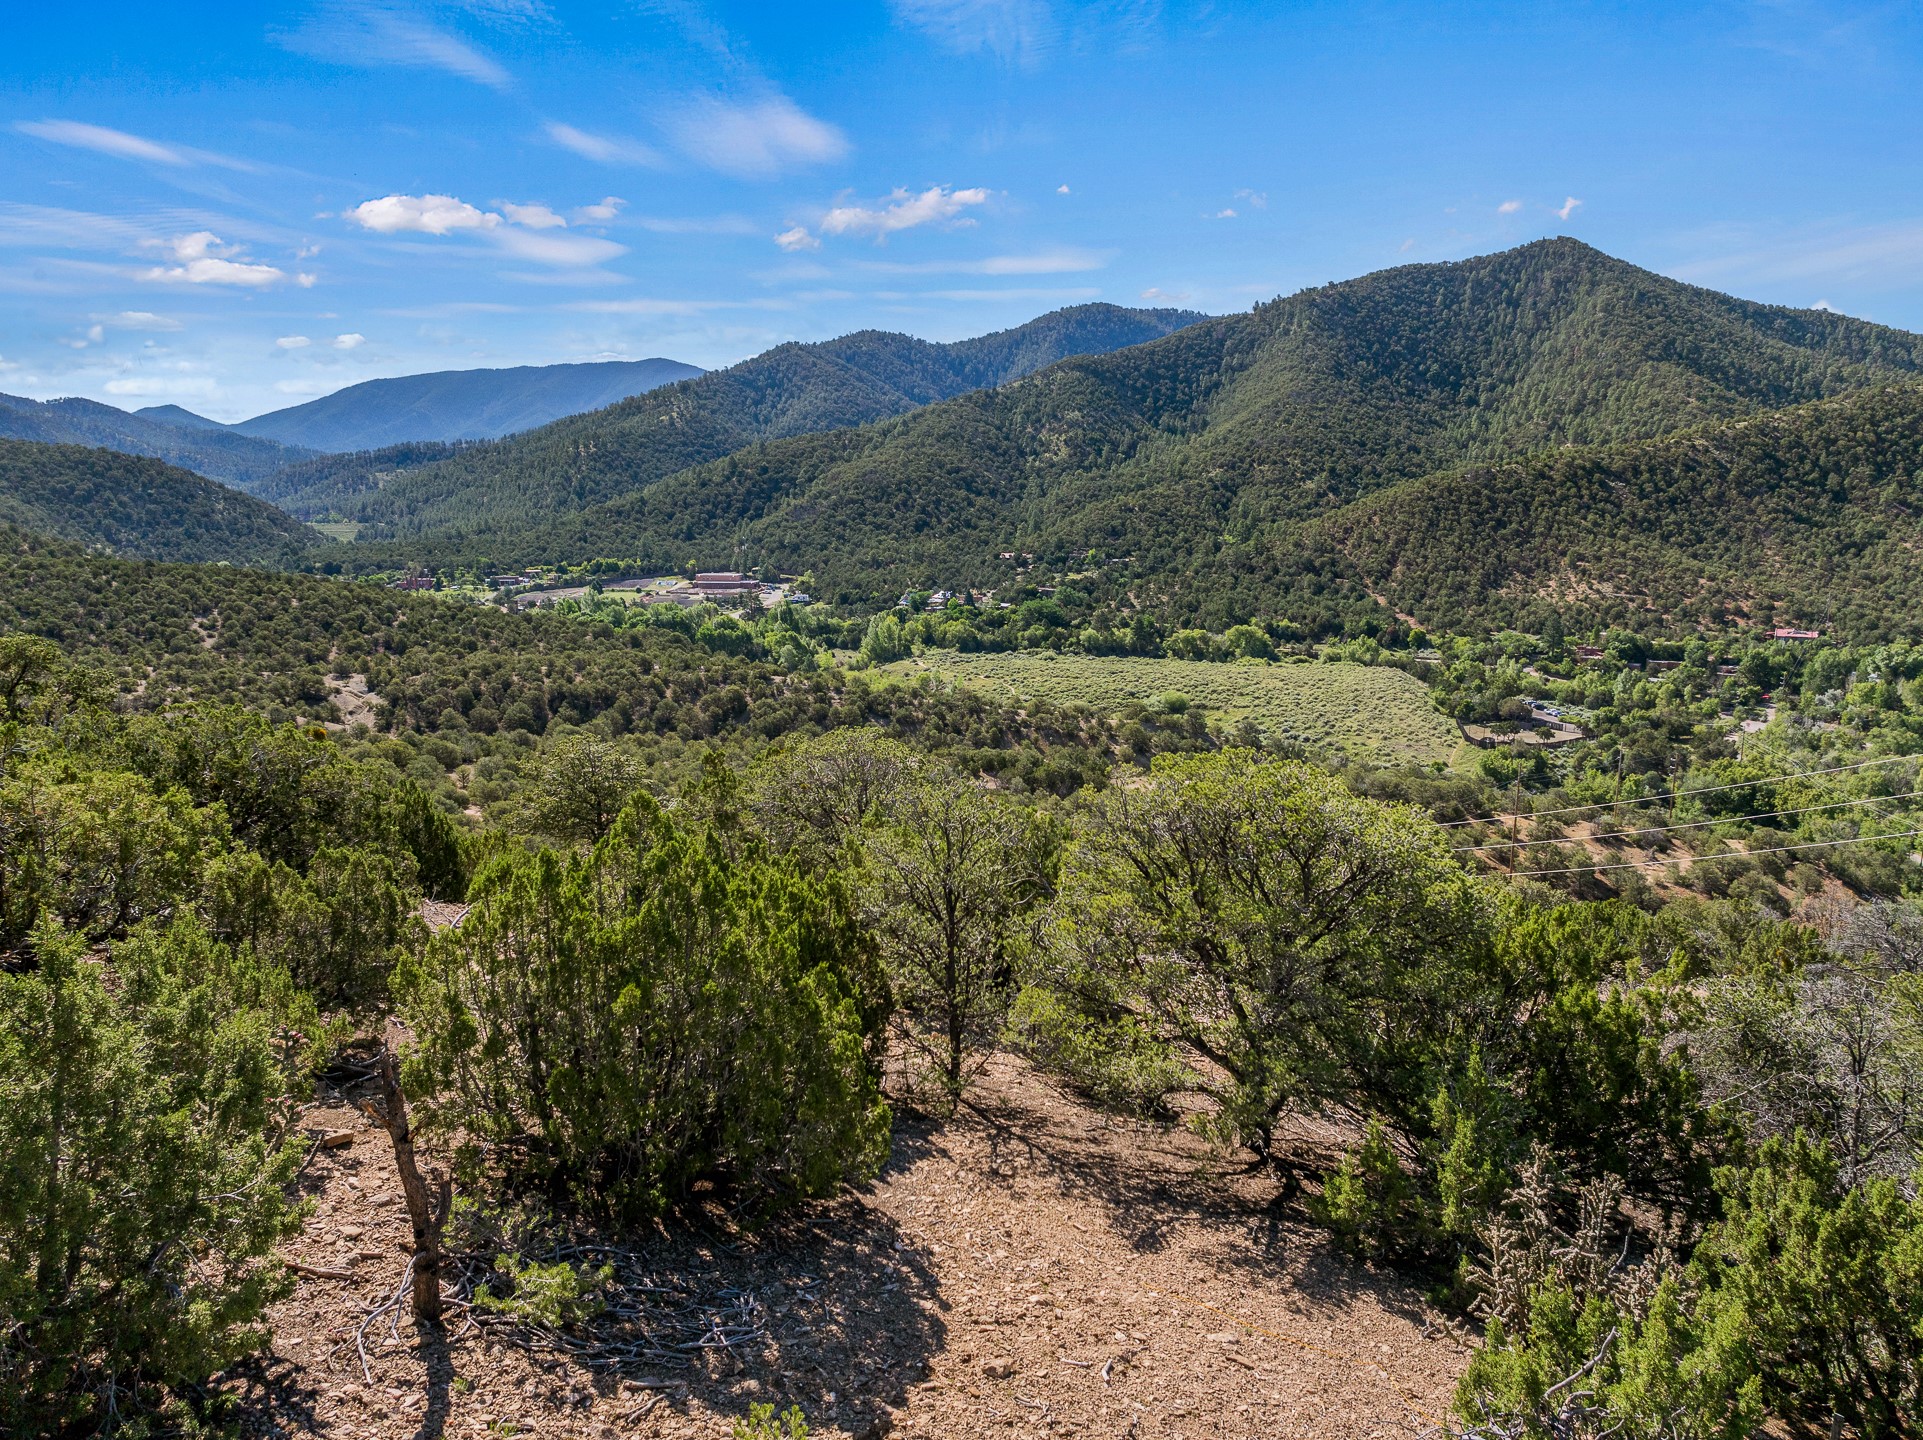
[334,332,367,348]
[101,310,182,331]
[501,202,567,229]
[576,196,625,223]
[892,0,1059,68]
[543,122,665,167]
[347,194,501,235]
[1811,299,1840,312]
[1498,199,1524,214]
[275,2,513,89]
[142,232,295,287]
[1140,286,1190,302]
[774,225,820,252]
[1213,208,1238,219]
[346,193,626,268]
[634,214,758,235]
[820,185,990,240]
[1558,196,1583,220]
[666,95,848,179]
[1235,188,1268,209]
[1057,184,1071,194]
[276,335,312,349]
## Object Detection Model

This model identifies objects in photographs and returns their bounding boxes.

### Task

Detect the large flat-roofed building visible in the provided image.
[693,571,759,596]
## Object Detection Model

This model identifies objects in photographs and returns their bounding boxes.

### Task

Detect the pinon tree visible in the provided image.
[1039,750,1491,1178]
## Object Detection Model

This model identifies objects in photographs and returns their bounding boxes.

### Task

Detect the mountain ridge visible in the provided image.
[360,238,1923,606]
[269,302,1208,531]
[0,392,313,489]
[0,439,317,565]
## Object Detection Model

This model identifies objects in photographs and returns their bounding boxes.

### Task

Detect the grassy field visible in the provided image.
[308,521,361,542]
[887,650,1461,767]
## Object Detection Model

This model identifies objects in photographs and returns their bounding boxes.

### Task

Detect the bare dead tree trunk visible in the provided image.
[376,1048,450,1325]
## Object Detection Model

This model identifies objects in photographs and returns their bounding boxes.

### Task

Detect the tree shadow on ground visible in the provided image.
[955,1064,1438,1328]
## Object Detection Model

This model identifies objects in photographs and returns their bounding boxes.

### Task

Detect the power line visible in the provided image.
[1455,791,1921,853]
[1437,754,1912,829]
[1506,827,1923,878]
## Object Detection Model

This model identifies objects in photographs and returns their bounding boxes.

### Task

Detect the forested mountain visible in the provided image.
[133,403,230,431]
[366,239,1923,602]
[232,357,705,451]
[0,440,316,565]
[0,391,313,488]
[247,440,466,512]
[284,303,1206,534]
[1299,380,1923,641]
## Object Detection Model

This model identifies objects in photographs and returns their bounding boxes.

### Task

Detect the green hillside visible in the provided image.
[1304,380,1923,642]
[360,239,1923,607]
[0,391,312,489]
[296,303,1205,540]
[0,440,317,565]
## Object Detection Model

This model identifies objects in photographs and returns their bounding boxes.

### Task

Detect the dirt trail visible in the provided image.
[228,1055,1467,1438]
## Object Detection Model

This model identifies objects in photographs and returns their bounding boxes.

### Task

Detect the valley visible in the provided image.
[7,237,1923,1440]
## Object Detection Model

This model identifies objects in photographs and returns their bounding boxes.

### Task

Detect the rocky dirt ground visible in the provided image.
[226,1055,1468,1439]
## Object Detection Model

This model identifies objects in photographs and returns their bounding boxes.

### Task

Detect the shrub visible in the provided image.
[0,922,304,1432]
[1312,1119,1425,1262]
[396,796,891,1216]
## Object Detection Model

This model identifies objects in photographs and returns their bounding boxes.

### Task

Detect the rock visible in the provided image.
[981,1357,1015,1380]
[1206,1332,1239,1344]
[339,1225,364,1239]
[319,1130,355,1149]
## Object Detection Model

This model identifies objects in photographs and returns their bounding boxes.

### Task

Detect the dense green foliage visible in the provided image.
[1313,380,1923,640]
[0,440,315,565]
[0,391,311,489]
[395,794,892,1216]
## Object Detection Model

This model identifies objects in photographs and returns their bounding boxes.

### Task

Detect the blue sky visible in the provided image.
[3,1,1922,421]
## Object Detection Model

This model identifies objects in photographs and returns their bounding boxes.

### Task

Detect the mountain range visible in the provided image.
[333,239,1923,628]
[12,242,1923,643]
[265,303,1207,533]
[0,392,313,488]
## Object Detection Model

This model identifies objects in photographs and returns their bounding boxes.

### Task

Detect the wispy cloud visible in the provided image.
[1557,196,1582,220]
[1497,198,1523,214]
[774,226,821,253]
[1140,286,1190,302]
[665,95,848,179]
[277,335,312,348]
[543,122,666,167]
[858,247,1106,275]
[274,2,514,89]
[143,232,310,288]
[98,310,183,331]
[334,332,367,348]
[16,119,258,172]
[819,185,989,240]
[1671,219,1923,292]
[634,214,759,236]
[891,0,1060,69]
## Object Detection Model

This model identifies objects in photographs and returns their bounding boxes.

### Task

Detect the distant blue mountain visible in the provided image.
[229,358,705,452]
